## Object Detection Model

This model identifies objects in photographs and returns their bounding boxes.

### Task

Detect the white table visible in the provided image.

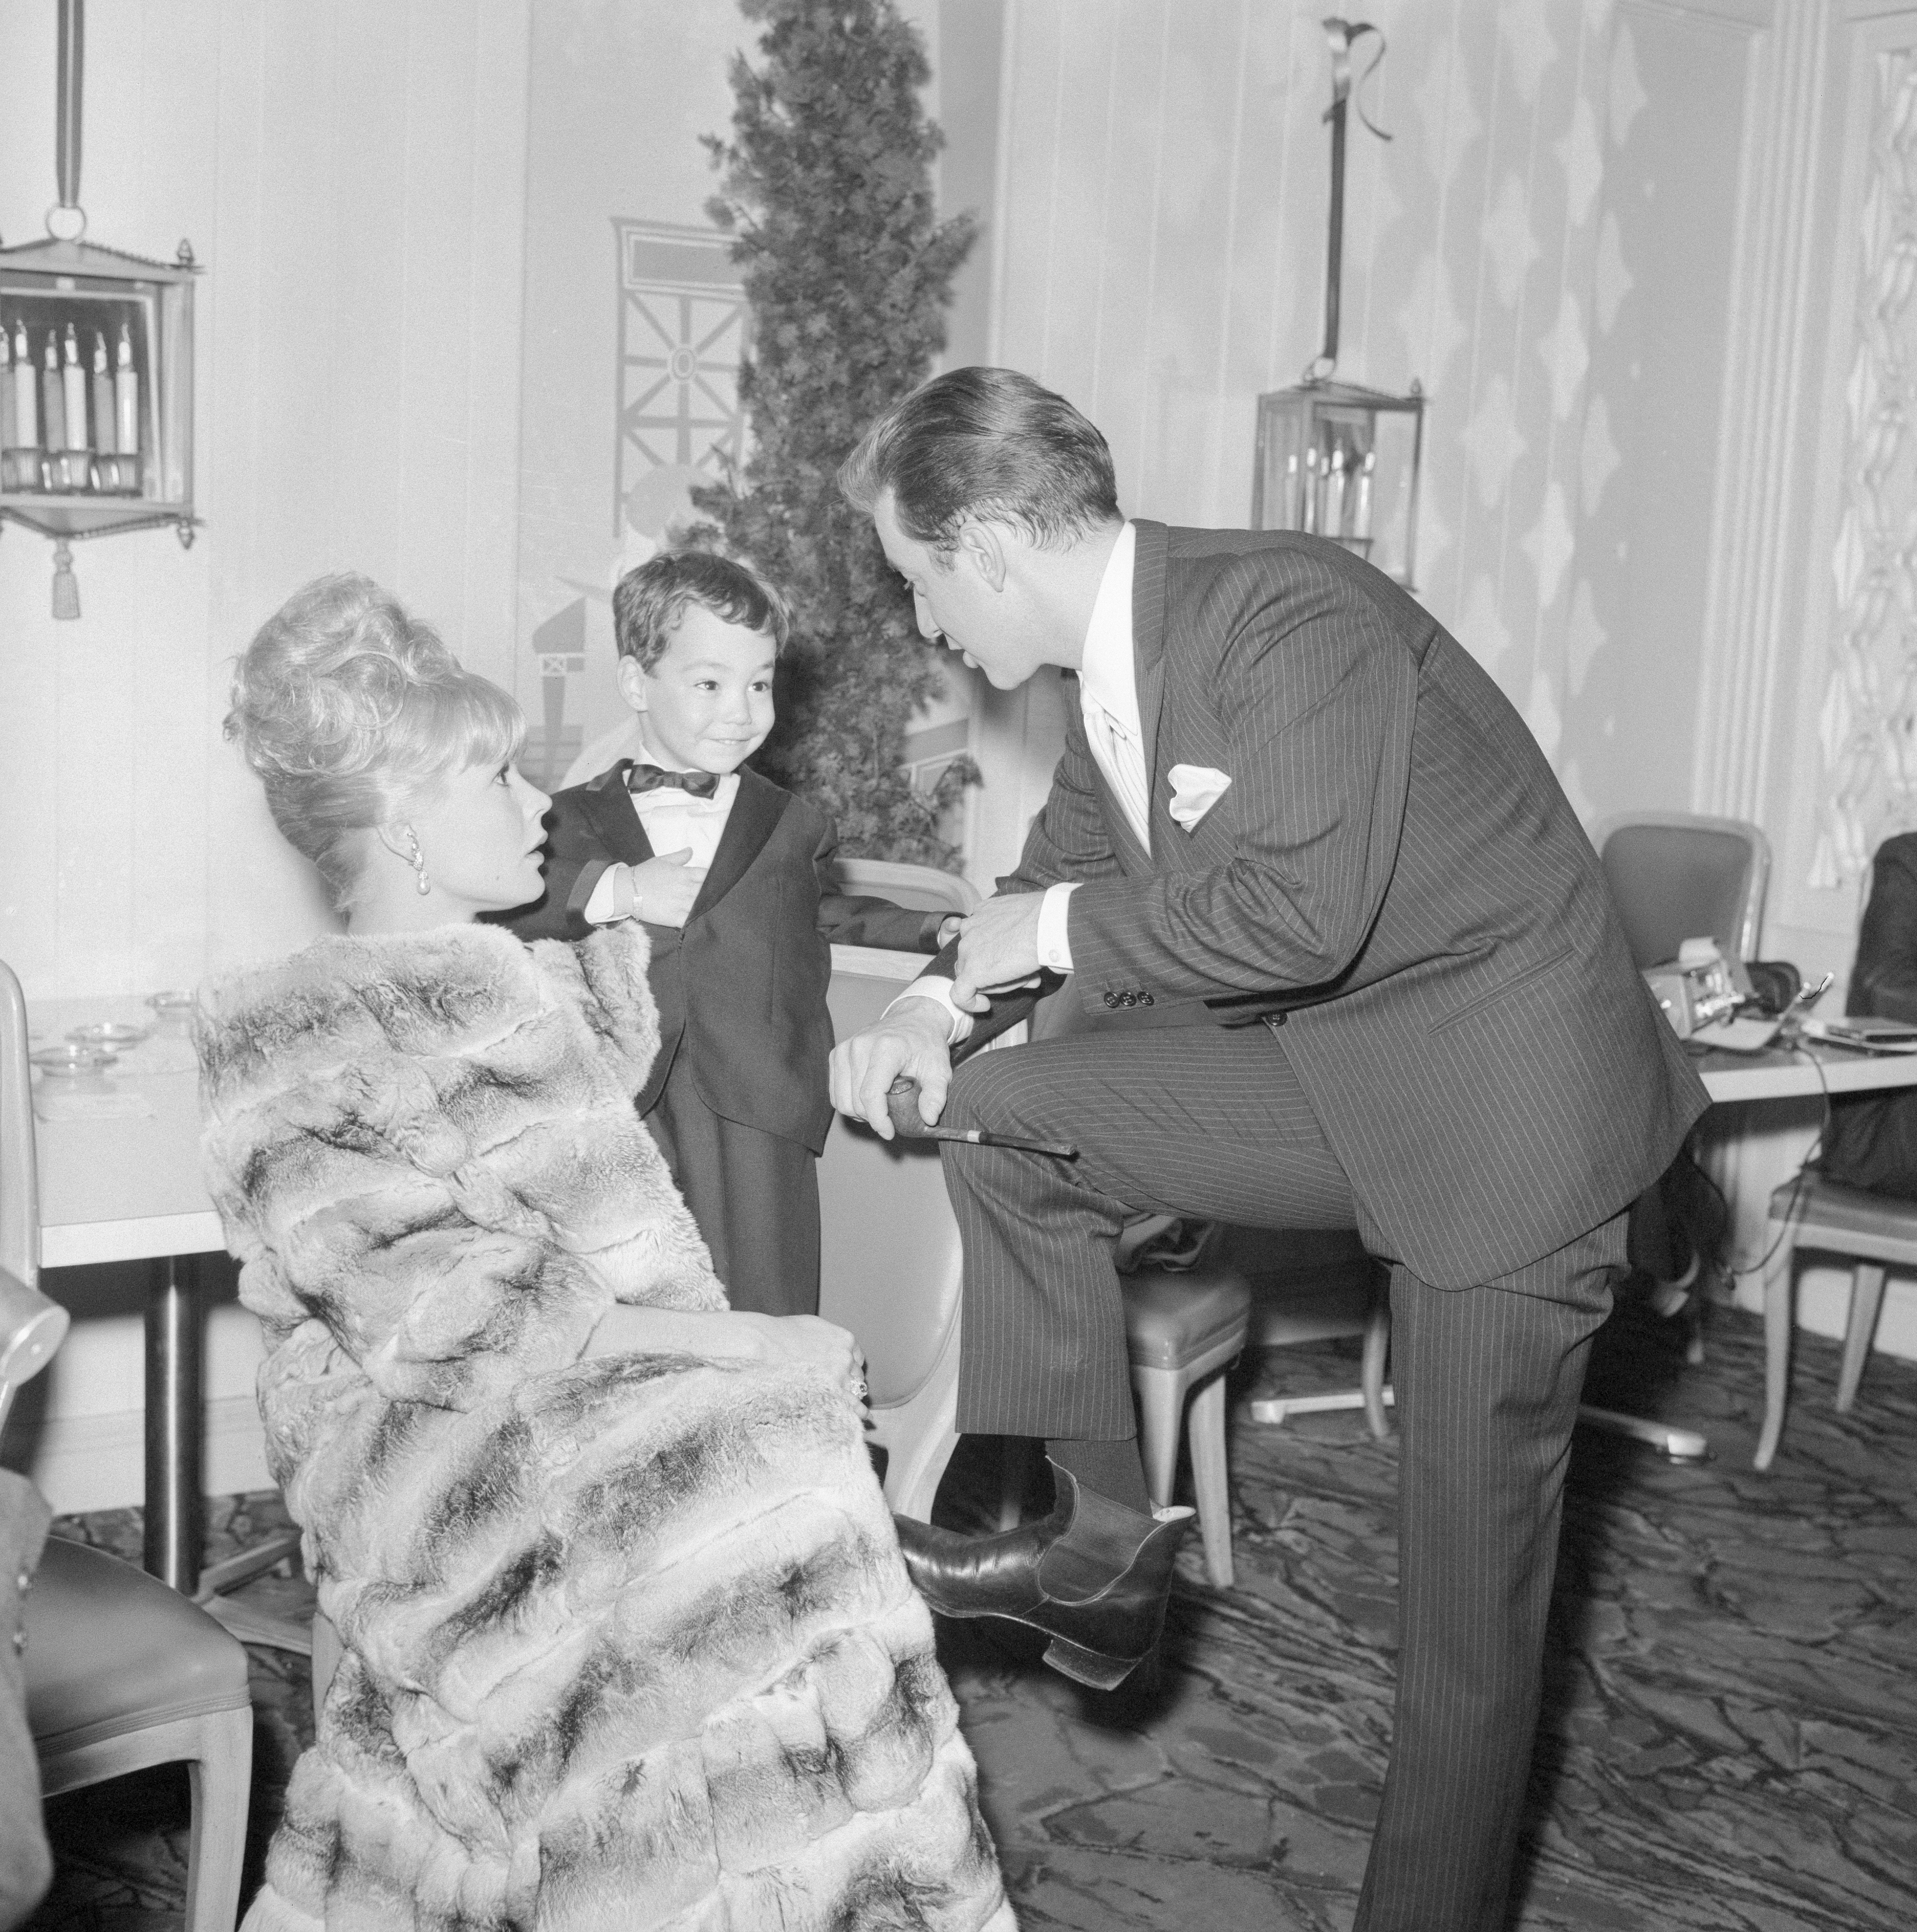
[1693,1037,1917,1105]
[29,996,225,1592]
[1251,1038,1917,1457]
[1584,1037,1917,1457]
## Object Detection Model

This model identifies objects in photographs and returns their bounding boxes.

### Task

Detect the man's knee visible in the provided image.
[943,1051,1012,1133]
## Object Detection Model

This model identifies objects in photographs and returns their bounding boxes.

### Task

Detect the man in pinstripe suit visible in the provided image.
[831,368,1709,1931]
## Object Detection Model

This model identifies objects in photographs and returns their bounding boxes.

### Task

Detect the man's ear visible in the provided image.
[615,655,650,713]
[955,520,1008,591]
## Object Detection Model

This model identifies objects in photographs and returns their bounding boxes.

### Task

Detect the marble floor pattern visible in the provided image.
[20,1292,1917,1931]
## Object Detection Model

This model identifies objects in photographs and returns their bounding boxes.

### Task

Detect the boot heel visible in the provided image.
[1041,1634,1139,1690]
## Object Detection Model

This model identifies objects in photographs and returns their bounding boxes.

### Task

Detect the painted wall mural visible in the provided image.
[520,217,751,791]
[612,218,750,537]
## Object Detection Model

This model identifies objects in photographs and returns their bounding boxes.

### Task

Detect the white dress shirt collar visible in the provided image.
[1077,522,1139,737]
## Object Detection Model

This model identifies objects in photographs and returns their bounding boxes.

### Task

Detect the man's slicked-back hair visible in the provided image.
[613,550,792,671]
[839,367,1121,555]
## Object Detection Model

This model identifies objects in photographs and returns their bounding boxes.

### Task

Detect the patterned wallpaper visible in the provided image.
[1815,45,1917,887]
[987,0,1756,835]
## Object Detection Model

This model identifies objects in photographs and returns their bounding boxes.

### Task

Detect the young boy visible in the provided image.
[499,551,951,1316]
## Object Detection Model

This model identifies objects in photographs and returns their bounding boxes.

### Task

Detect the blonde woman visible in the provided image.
[200,575,1010,1932]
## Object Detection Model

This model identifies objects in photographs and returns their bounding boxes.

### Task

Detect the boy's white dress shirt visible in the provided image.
[580,771,735,923]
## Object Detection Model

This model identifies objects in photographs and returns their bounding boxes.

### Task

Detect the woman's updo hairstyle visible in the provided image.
[225,573,524,909]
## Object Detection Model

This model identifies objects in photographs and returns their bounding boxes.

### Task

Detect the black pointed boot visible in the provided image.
[893,1460,1194,1689]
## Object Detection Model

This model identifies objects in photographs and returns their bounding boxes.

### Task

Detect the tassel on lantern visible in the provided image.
[51,539,79,619]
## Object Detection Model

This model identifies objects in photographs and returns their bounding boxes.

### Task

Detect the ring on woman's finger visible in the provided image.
[852,1378,868,1399]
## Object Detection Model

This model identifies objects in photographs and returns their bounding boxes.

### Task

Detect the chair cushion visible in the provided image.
[1768,1175,1917,1251]
[1121,1266,1253,1371]
[24,1537,251,1756]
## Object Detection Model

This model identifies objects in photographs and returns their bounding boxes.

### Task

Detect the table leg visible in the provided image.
[142,1253,202,1591]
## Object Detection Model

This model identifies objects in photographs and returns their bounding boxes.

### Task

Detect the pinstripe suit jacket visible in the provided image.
[987,521,1708,1289]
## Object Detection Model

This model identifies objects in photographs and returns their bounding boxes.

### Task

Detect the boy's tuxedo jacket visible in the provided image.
[499,763,940,1153]
[951,521,1710,1289]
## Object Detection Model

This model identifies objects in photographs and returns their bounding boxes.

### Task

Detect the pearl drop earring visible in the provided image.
[406,830,431,896]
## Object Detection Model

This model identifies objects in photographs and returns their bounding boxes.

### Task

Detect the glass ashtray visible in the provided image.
[67,1020,151,1050]
[31,1042,120,1079]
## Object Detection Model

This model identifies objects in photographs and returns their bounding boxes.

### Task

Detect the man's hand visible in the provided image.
[626,849,704,928]
[829,999,954,1138]
[951,893,1046,1011]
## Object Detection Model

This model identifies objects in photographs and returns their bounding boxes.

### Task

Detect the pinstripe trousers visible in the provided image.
[940,1025,1623,1932]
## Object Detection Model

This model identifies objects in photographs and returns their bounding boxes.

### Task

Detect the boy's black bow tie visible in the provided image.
[623,761,722,799]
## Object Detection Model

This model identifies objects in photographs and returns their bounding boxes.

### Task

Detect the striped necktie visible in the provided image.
[1081,690,1151,851]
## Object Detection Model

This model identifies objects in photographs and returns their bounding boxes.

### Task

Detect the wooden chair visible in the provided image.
[1755,1174,1914,1469]
[1121,1251,1252,1587]
[4,962,253,1932]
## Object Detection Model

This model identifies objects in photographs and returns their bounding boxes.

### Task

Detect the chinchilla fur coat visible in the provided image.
[197,920,1012,1931]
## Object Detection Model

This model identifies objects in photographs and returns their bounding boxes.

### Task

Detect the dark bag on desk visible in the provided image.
[1746,960,1803,1017]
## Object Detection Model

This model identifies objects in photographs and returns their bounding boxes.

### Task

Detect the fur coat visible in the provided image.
[198,921,1012,1931]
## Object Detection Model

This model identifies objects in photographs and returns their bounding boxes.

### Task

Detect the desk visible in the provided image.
[1693,1038,1917,1105]
[1600,1037,1917,1458]
[29,997,225,1593]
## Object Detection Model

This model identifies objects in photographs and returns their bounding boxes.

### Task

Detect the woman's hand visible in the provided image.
[727,1313,864,1394]
[585,1305,867,1403]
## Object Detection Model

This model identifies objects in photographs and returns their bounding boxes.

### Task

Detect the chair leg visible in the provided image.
[183,1705,253,1932]
[1133,1366,1186,1512]
[1187,1369,1235,1588]
[1755,1238,1796,1471]
[1360,1279,1391,1440]
[1837,1263,1887,1414]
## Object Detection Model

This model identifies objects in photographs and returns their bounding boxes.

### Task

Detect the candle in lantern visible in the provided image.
[10,322,34,449]
[40,333,66,455]
[1354,450,1376,540]
[114,323,139,458]
[1327,443,1347,539]
[1302,445,1319,534]
[90,331,113,454]
[61,325,89,452]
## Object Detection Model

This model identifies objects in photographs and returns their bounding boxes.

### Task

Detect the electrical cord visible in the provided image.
[1682,1032,1834,1281]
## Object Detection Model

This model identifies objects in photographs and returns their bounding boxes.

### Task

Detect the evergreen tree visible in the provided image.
[698,0,977,864]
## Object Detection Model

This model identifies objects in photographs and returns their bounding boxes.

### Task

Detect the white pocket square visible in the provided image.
[1167,764,1232,830]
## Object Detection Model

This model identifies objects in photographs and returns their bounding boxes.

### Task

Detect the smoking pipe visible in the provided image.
[885,1076,1078,1160]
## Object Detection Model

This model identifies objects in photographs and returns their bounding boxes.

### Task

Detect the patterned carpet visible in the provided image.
[21,1291,1917,1931]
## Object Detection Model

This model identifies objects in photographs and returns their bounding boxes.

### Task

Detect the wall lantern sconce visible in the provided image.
[1251,20,1424,588]
[0,0,199,619]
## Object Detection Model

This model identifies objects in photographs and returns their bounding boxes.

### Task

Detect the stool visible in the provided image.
[26,1538,253,1932]
[1755,1174,1916,1470]
[1122,1265,1253,1587]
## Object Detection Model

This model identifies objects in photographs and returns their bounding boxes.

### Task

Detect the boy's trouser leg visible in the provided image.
[1353,1218,1622,1932]
[645,1078,820,1317]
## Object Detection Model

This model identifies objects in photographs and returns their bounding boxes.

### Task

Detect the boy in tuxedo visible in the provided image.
[498,552,951,1315]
